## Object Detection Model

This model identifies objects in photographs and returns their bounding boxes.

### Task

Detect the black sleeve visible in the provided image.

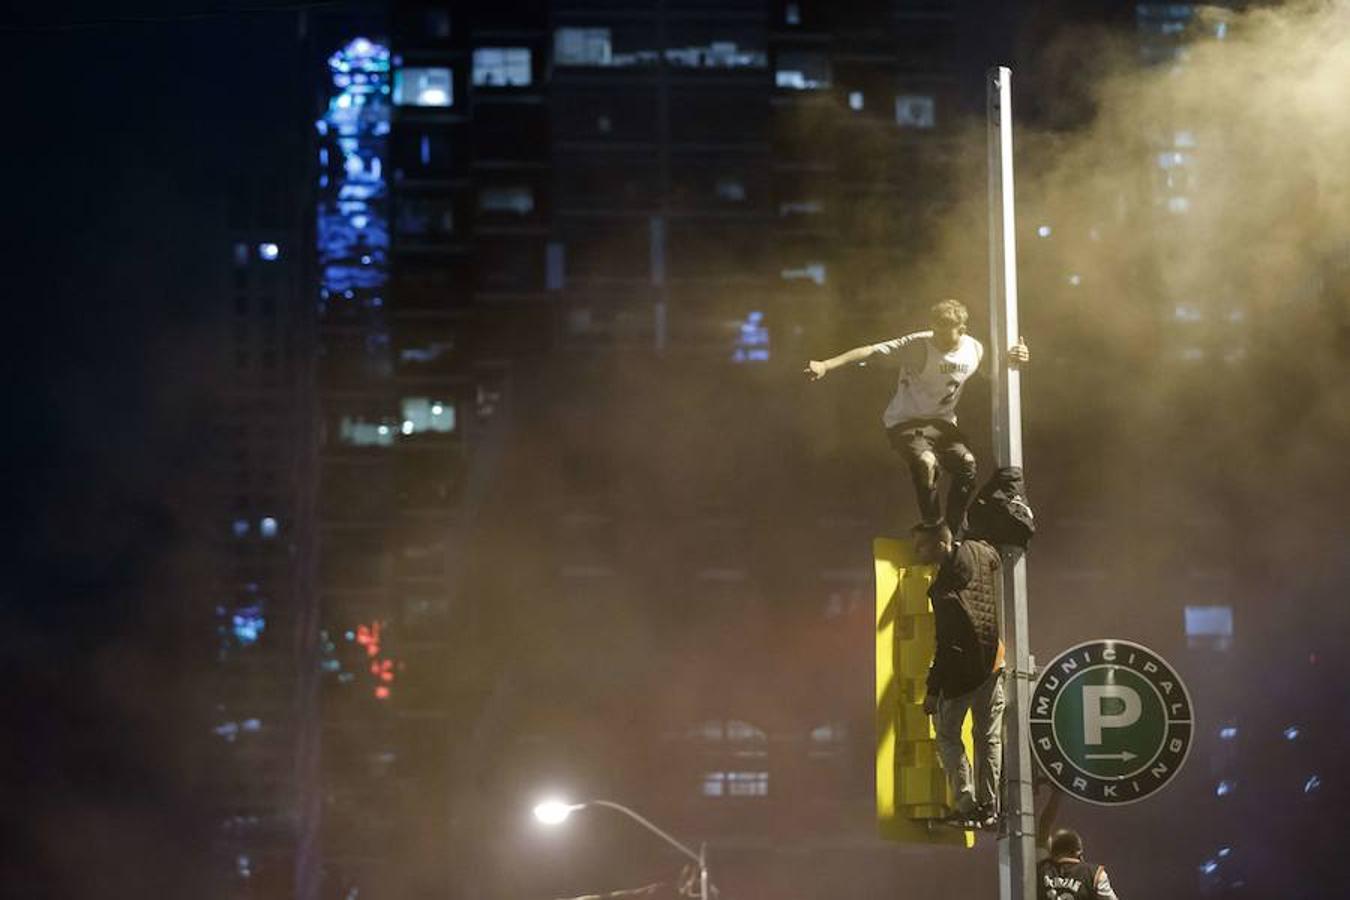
[926,589,958,696]
[926,644,945,696]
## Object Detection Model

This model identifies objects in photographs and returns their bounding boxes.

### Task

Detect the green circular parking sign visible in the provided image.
[1030,640,1193,806]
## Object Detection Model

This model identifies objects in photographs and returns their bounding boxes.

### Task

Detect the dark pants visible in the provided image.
[887,419,977,532]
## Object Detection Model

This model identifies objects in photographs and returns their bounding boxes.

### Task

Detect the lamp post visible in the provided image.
[533,799,711,900]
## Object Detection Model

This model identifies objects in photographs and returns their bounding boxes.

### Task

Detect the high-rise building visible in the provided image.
[297,4,1003,899]
[205,69,316,900]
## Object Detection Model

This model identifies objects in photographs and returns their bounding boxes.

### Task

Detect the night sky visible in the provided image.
[7,5,328,895]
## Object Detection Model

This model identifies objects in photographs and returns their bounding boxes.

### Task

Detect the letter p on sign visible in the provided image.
[1082,685,1142,744]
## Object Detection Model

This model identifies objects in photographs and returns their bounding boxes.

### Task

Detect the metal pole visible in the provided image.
[586,800,705,867]
[987,66,1037,900]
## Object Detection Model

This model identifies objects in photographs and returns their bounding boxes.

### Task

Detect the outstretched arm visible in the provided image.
[804,331,927,381]
[804,345,877,380]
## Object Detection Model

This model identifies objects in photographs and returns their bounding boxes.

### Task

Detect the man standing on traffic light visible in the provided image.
[914,521,1004,828]
[804,299,1028,534]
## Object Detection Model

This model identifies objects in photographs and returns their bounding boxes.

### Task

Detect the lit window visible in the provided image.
[781,263,827,285]
[714,177,747,202]
[394,67,453,107]
[664,42,766,69]
[478,186,534,216]
[401,397,456,435]
[732,311,770,364]
[728,771,769,797]
[259,517,279,539]
[1185,605,1233,650]
[780,200,823,217]
[896,94,936,129]
[258,242,280,261]
[811,723,846,744]
[775,51,830,89]
[400,341,454,366]
[702,770,769,797]
[726,720,767,742]
[1157,151,1187,169]
[848,91,864,111]
[554,28,612,67]
[339,416,396,447]
[396,197,454,237]
[473,47,531,87]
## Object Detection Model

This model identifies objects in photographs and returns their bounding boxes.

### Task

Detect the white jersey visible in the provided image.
[873,331,983,428]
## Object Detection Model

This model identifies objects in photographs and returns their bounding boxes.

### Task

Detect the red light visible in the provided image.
[374,686,390,700]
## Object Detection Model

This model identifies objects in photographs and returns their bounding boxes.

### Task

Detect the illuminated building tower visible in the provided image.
[312,35,402,896]
[1134,2,1240,363]
[313,27,515,897]
[210,106,315,900]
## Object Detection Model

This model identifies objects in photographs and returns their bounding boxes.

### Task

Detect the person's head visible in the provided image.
[911,521,953,564]
[930,299,969,352]
[1048,829,1084,861]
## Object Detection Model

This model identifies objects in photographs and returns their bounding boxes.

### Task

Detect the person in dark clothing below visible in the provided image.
[1039,829,1120,899]
[915,522,1005,828]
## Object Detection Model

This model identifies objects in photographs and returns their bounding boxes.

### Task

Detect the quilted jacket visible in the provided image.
[926,539,1004,698]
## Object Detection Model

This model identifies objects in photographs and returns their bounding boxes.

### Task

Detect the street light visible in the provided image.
[533,798,712,900]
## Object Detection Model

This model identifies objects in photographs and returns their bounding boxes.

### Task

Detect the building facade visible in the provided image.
[304,3,998,899]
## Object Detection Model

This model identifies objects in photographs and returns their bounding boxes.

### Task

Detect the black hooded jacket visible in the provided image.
[966,466,1035,550]
[925,539,1003,698]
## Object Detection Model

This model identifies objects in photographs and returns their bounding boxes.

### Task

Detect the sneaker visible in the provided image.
[940,801,980,829]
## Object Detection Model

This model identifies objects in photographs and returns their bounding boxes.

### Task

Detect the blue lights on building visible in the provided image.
[732,311,770,363]
[232,606,266,645]
[317,37,391,376]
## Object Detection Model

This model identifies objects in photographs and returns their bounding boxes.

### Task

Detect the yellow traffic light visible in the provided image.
[875,537,975,848]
